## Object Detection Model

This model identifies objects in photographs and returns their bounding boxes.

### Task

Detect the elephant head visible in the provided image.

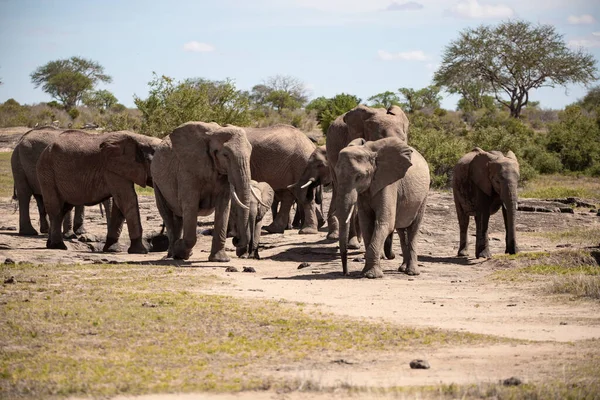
[334,137,413,274]
[470,148,520,254]
[99,131,159,188]
[289,145,330,204]
[342,105,409,143]
[170,122,254,250]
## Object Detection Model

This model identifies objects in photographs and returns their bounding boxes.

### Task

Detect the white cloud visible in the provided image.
[568,37,600,48]
[385,1,424,11]
[446,0,514,19]
[593,32,600,36]
[378,50,428,61]
[183,41,215,53]
[567,14,596,25]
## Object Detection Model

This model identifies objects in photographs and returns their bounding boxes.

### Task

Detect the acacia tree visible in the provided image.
[367,91,402,108]
[82,89,119,112]
[398,86,442,113]
[250,75,309,113]
[306,93,361,134]
[434,20,598,118]
[30,57,112,112]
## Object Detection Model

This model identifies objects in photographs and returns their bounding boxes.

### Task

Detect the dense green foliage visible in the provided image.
[306,93,361,134]
[434,20,598,118]
[133,74,252,137]
[30,57,112,112]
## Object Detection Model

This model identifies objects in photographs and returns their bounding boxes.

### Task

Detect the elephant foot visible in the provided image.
[236,247,248,258]
[402,261,420,276]
[505,243,518,255]
[74,226,87,235]
[265,223,285,234]
[326,231,339,241]
[19,226,39,236]
[457,248,469,257]
[252,250,261,260]
[317,216,326,229]
[47,240,67,250]
[476,248,492,259]
[362,266,383,279]
[299,226,318,235]
[103,237,120,252]
[209,249,230,262]
[173,239,193,260]
[385,250,396,260]
[348,236,361,250]
[128,239,149,254]
[63,230,77,240]
[40,221,49,234]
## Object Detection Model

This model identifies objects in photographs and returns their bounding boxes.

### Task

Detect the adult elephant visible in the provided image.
[326,105,409,244]
[11,126,110,236]
[152,122,254,261]
[452,147,520,258]
[37,130,160,253]
[336,137,430,278]
[244,125,318,234]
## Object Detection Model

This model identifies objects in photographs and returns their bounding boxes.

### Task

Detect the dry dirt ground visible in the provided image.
[1,129,600,399]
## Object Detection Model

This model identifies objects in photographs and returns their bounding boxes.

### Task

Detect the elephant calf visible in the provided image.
[37,130,160,253]
[229,180,274,259]
[452,147,520,258]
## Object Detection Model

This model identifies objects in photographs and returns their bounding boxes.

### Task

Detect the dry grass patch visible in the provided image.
[0,152,13,198]
[528,227,600,247]
[492,250,600,300]
[0,262,498,399]
[520,174,600,201]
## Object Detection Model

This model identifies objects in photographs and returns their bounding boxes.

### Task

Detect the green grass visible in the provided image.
[529,227,600,246]
[0,152,13,198]
[135,185,154,196]
[521,174,600,201]
[0,263,498,399]
[491,250,600,300]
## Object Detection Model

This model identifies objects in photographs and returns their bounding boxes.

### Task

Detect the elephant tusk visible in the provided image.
[287,182,298,189]
[251,186,269,209]
[300,178,316,189]
[345,204,354,224]
[231,186,250,210]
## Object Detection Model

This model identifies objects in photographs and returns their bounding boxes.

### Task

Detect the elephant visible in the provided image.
[244,124,319,234]
[11,126,110,236]
[229,180,274,259]
[452,147,520,258]
[37,130,160,253]
[326,105,410,245]
[152,122,255,261]
[335,137,430,278]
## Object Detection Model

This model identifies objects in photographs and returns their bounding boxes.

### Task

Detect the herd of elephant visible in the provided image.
[10,105,520,279]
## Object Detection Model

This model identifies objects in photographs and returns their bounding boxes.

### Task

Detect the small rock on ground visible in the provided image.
[4,276,15,284]
[243,266,256,273]
[502,377,522,386]
[4,258,15,264]
[409,359,430,369]
[298,262,311,269]
[225,266,239,272]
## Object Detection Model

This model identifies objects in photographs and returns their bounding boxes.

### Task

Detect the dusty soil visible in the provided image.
[1,129,600,398]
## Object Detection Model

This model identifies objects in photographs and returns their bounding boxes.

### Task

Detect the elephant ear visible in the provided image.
[343,105,378,140]
[256,183,274,220]
[470,152,494,196]
[505,150,517,161]
[369,139,413,197]
[169,122,219,174]
[100,133,148,187]
[348,138,366,147]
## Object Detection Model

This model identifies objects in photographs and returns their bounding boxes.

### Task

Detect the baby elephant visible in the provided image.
[452,147,520,258]
[230,180,274,259]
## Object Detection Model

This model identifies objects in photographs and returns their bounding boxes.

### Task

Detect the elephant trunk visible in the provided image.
[501,181,519,255]
[337,187,357,276]
[229,156,252,250]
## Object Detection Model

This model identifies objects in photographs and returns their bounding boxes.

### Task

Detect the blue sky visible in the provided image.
[1,0,599,110]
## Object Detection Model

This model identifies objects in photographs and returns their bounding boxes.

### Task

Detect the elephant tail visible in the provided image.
[12,185,18,212]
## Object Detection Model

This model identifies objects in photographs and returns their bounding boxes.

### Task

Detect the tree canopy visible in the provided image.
[30,57,112,112]
[398,86,442,113]
[82,89,119,112]
[250,75,309,113]
[434,20,598,118]
[367,91,402,109]
[306,93,361,134]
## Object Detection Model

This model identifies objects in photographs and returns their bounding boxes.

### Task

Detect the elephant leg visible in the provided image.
[316,203,325,229]
[475,210,491,259]
[327,182,339,240]
[33,194,49,235]
[397,229,409,272]
[62,206,76,239]
[154,187,176,256]
[291,203,302,229]
[18,188,37,236]
[266,190,293,233]
[271,197,279,221]
[502,206,518,255]
[104,203,125,252]
[111,189,147,254]
[103,199,113,227]
[46,203,69,250]
[384,232,395,260]
[209,188,231,262]
[73,205,86,235]
[362,221,390,279]
[456,203,470,257]
[299,201,318,234]
[401,201,426,276]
